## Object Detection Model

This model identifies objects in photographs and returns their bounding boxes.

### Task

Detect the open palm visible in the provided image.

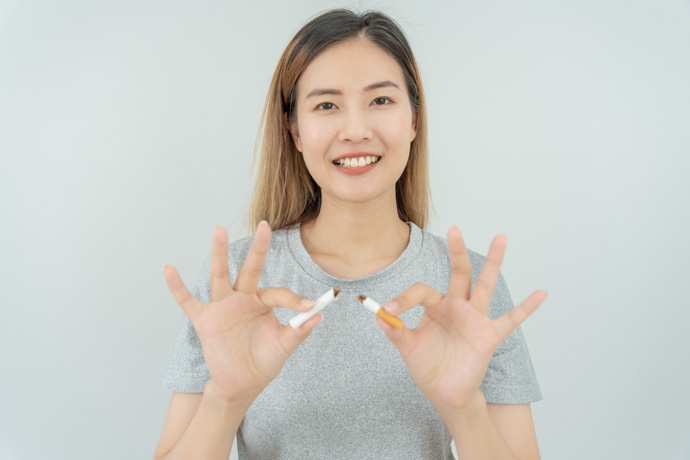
[163,223,322,402]
[376,226,548,411]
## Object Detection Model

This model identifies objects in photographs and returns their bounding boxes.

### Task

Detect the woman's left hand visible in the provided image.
[376,226,548,412]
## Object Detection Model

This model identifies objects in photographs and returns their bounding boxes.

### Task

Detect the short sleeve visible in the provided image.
[158,254,213,393]
[479,270,542,404]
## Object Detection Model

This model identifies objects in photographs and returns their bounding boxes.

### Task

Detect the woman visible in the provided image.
[155,9,547,460]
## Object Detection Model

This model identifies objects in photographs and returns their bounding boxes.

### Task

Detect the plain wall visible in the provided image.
[1,0,689,459]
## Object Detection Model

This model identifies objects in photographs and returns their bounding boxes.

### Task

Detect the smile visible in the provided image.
[332,156,381,168]
[332,156,381,176]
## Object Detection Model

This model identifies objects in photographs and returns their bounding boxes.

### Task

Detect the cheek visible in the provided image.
[378,111,415,150]
[297,116,332,151]
[297,118,332,175]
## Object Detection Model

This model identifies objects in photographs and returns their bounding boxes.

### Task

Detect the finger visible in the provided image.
[384,282,444,316]
[494,291,548,342]
[375,315,416,360]
[257,287,315,313]
[446,226,473,300]
[210,225,233,303]
[234,221,271,294]
[277,312,323,355]
[163,264,204,323]
[471,234,507,314]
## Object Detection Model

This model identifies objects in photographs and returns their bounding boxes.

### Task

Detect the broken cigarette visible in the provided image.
[289,286,340,329]
[357,295,404,329]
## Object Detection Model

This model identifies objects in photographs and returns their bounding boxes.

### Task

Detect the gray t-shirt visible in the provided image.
[160,222,541,460]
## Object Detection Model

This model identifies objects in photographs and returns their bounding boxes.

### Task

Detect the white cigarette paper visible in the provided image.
[360,296,381,314]
[289,287,339,329]
[357,294,404,329]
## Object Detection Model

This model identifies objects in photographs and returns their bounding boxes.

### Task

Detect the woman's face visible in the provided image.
[290,39,417,206]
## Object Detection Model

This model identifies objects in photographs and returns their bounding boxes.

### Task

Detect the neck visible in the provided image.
[300,188,411,270]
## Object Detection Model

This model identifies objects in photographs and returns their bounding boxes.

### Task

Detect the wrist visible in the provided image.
[433,390,487,426]
[204,379,258,409]
[438,391,520,460]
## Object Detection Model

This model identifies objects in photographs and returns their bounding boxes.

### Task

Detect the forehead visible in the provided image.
[298,40,406,93]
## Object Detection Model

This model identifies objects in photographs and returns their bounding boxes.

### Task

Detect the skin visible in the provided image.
[289,39,415,279]
[155,38,547,460]
[156,224,324,459]
[290,38,547,458]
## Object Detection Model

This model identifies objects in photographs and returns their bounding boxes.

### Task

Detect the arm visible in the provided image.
[376,227,546,460]
[156,224,322,459]
[439,392,540,460]
[153,380,253,460]
[486,402,540,459]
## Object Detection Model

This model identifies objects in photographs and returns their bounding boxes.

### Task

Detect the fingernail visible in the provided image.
[299,299,315,309]
[384,301,399,314]
[259,220,268,228]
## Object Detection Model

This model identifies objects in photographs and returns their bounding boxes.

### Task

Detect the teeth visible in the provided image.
[335,156,380,168]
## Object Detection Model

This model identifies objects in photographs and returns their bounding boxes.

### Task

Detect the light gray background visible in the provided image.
[1,0,689,459]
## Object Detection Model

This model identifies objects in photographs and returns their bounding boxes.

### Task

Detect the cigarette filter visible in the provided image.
[357,295,404,329]
[289,287,340,329]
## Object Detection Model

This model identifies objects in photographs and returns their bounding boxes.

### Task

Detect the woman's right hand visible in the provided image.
[162,221,322,404]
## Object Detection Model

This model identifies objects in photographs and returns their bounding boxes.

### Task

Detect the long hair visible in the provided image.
[249,9,430,232]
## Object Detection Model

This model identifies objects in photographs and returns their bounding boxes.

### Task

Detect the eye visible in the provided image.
[316,102,336,110]
[372,97,392,106]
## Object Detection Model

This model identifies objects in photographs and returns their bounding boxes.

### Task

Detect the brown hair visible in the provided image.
[249,9,430,232]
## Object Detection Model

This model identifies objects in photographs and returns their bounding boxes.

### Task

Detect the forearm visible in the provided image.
[158,380,254,460]
[438,392,519,460]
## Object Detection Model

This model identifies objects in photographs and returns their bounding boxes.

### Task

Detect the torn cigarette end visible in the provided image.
[288,286,339,329]
[357,295,404,329]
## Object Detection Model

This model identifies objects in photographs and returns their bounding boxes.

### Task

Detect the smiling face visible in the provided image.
[289,39,417,205]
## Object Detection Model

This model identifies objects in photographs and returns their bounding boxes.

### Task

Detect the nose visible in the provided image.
[338,107,373,143]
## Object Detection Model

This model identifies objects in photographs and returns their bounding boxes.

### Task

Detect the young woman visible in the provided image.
[155,9,547,460]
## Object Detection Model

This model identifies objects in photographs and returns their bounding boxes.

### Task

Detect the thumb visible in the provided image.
[277,313,323,355]
[376,316,416,361]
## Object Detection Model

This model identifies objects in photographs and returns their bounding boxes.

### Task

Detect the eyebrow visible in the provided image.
[305,80,401,99]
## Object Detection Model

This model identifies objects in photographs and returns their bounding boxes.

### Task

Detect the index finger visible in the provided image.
[233,221,271,294]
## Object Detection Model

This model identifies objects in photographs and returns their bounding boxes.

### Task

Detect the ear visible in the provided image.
[409,111,418,143]
[286,113,303,152]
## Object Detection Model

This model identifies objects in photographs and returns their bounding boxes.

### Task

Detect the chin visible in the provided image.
[327,185,394,205]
